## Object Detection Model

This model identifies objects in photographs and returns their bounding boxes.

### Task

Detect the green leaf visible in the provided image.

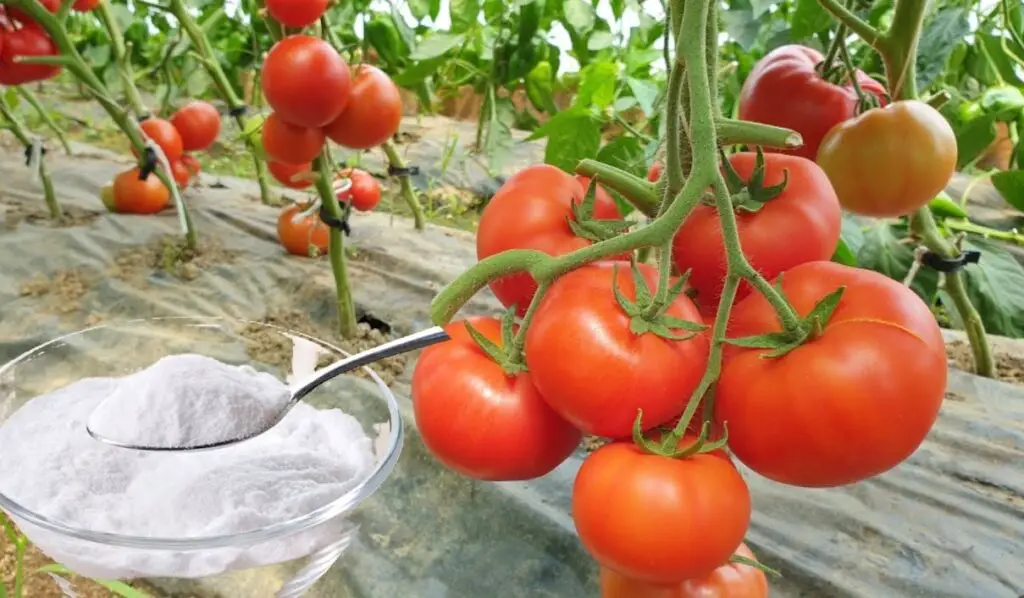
[82,44,111,66]
[410,33,466,60]
[790,0,832,40]
[390,6,418,52]
[562,0,595,34]
[981,86,1024,113]
[955,114,999,168]
[916,8,970,91]
[991,170,1024,212]
[977,33,1024,87]
[960,238,1024,338]
[526,61,558,113]
[597,136,647,178]
[531,109,602,173]
[483,95,517,173]
[484,0,503,21]
[588,30,615,51]
[831,238,858,266]
[575,60,619,109]
[857,222,939,302]
[722,10,759,51]
[609,0,625,19]
[408,0,431,20]
[627,77,659,117]
[449,0,481,32]
[750,0,779,18]
[391,55,447,87]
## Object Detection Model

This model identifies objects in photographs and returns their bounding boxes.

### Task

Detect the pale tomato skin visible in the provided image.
[574,439,751,584]
[715,260,948,488]
[816,100,957,218]
[599,543,769,598]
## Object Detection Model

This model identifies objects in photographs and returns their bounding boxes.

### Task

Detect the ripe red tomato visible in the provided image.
[180,154,201,179]
[323,65,402,150]
[715,261,947,488]
[277,202,328,256]
[267,160,314,189]
[264,0,328,27]
[647,161,663,182]
[411,317,582,481]
[574,438,751,584]
[260,35,351,128]
[72,0,101,11]
[261,111,325,165]
[476,164,626,316]
[0,26,60,85]
[817,100,957,218]
[112,168,170,214]
[738,44,888,160]
[169,100,221,152]
[525,263,709,438]
[671,152,841,316]
[341,168,381,212]
[169,160,191,187]
[135,118,184,162]
[600,543,769,598]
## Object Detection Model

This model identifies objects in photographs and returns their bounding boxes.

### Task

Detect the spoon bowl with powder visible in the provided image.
[85,325,449,452]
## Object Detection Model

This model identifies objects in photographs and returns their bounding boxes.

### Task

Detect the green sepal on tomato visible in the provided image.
[410,317,582,481]
[573,436,751,584]
[599,543,769,598]
[816,100,957,218]
[715,261,947,488]
[476,164,627,316]
[525,262,709,438]
[671,150,841,317]
[738,45,888,161]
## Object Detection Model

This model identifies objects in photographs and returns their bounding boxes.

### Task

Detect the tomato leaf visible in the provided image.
[627,77,660,117]
[407,0,431,21]
[976,32,1024,87]
[831,238,858,267]
[954,114,999,169]
[856,222,940,303]
[722,10,760,51]
[410,32,467,60]
[526,61,558,113]
[916,8,970,90]
[991,170,1024,212]
[959,237,1024,338]
[562,0,596,34]
[530,109,602,174]
[790,0,831,40]
[449,0,481,32]
[574,60,620,109]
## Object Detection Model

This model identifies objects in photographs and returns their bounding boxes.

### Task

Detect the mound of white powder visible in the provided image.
[87,354,292,448]
[0,359,377,580]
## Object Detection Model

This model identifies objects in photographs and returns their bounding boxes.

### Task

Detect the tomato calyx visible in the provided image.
[568,177,633,242]
[463,307,529,375]
[730,553,781,577]
[727,282,847,358]
[611,261,708,341]
[718,147,788,213]
[632,415,728,459]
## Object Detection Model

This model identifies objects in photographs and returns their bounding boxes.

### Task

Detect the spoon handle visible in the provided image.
[291,326,450,402]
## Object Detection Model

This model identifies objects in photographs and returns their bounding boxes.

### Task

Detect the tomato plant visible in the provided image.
[476,164,626,316]
[715,261,947,487]
[277,202,328,257]
[525,263,709,438]
[260,35,351,129]
[261,111,326,165]
[573,438,750,584]
[411,318,581,481]
[112,169,171,214]
[324,65,402,150]
[169,101,221,152]
[599,543,769,598]
[671,151,842,316]
[817,100,958,217]
[738,45,889,161]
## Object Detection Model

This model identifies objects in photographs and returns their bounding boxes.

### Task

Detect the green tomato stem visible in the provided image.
[39,154,61,220]
[715,118,804,150]
[816,0,885,50]
[508,280,551,366]
[381,140,426,230]
[944,219,1024,245]
[94,0,149,118]
[16,87,72,155]
[1,85,64,220]
[315,151,359,338]
[575,159,660,216]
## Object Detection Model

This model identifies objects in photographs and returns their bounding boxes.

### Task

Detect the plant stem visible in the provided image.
[13,536,25,598]
[716,118,803,150]
[16,87,72,154]
[94,0,149,118]
[944,219,1024,245]
[878,0,994,377]
[576,159,660,215]
[508,280,550,364]
[0,93,63,219]
[816,0,885,49]
[38,154,61,219]
[314,151,358,338]
[381,140,426,230]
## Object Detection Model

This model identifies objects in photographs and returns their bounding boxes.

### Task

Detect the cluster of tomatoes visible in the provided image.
[410,43,955,597]
[0,0,95,85]
[255,11,402,257]
[103,101,221,214]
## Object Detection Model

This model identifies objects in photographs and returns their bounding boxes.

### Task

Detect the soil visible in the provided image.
[109,235,238,283]
[18,268,95,315]
[946,341,1024,386]
[2,203,102,230]
[239,309,409,387]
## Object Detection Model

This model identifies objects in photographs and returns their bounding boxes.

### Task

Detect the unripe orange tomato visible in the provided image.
[816,100,957,218]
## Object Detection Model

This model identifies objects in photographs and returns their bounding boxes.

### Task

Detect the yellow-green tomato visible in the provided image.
[816,100,957,218]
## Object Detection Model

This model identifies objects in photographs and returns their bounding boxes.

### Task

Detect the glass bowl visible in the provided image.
[0,316,403,596]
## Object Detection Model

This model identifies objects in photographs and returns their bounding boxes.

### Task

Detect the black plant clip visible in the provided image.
[228,105,248,118]
[138,146,158,181]
[319,200,352,237]
[23,140,46,167]
[387,164,420,176]
[137,113,152,123]
[921,249,982,273]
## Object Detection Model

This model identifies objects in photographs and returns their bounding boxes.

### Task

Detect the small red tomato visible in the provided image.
[574,439,751,584]
[647,161,663,182]
[72,0,102,12]
[264,0,328,28]
[599,543,769,598]
[135,118,185,162]
[169,160,191,187]
[411,317,582,481]
[277,202,328,256]
[0,26,60,86]
[169,100,221,152]
[267,160,314,189]
[260,35,351,128]
[342,168,381,212]
[323,65,402,150]
[180,154,201,179]
[112,168,171,214]
[261,111,326,165]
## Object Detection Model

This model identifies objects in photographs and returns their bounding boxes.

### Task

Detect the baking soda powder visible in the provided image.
[0,355,377,580]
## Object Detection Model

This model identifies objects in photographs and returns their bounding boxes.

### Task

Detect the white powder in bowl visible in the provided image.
[87,354,292,449]
[0,360,378,580]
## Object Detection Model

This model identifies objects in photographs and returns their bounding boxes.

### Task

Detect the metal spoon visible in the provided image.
[86,325,450,452]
